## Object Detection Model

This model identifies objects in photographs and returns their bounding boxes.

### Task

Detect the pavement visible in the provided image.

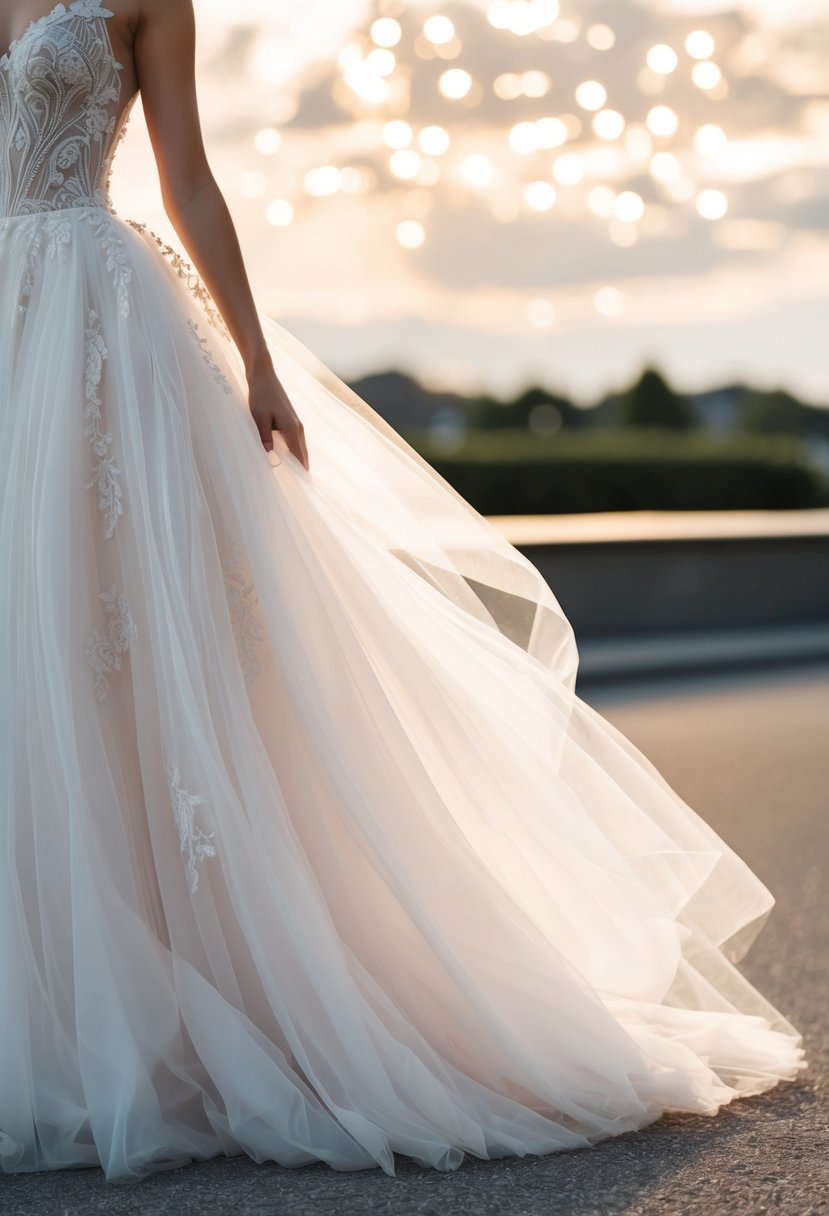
[1,662,827,1216]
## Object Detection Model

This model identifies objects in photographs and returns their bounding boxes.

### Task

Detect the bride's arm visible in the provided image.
[133,0,309,469]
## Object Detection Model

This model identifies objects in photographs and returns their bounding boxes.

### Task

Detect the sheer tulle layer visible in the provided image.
[0,207,805,1181]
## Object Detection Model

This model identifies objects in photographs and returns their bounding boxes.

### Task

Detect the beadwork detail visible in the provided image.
[187,319,233,395]
[166,764,217,895]
[0,4,124,219]
[126,220,230,339]
[85,583,137,701]
[83,308,123,537]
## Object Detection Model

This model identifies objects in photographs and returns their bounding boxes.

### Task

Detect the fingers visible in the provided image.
[279,415,309,472]
[255,414,274,452]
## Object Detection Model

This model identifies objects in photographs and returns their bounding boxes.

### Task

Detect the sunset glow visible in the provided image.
[110,0,829,406]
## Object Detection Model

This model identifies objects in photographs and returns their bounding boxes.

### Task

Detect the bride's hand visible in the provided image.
[247,361,310,471]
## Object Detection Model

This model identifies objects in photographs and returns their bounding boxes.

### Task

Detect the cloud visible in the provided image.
[283,0,819,138]
[163,0,829,402]
[406,197,774,291]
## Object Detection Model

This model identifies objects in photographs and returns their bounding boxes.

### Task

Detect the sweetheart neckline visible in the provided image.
[0,2,116,70]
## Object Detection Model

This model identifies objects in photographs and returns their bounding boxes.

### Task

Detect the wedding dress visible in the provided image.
[0,1,806,1183]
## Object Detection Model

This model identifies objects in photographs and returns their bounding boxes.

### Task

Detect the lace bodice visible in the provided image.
[0,1,133,217]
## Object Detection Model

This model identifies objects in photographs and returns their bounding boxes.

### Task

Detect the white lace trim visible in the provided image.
[166,764,217,895]
[83,308,123,537]
[85,583,136,701]
[84,208,132,317]
[187,319,233,395]
[0,206,133,317]
[126,221,230,338]
[0,3,123,218]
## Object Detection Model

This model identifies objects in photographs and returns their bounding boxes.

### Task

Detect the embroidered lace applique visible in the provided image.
[0,4,125,218]
[83,308,123,537]
[84,207,132,317]
[125,221,230,339]
[166,764,216,895]
[220,527,266,686]
[85,583,137,701]
[3,209,73,311]
[187,319,233,395]
[0,4,136,312]
[3,200,133,317]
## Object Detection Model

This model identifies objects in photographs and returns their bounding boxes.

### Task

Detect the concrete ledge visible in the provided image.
[486,511,829,680]
[487,510,829,639]
[490,509,829,546]
[576,623,829,687]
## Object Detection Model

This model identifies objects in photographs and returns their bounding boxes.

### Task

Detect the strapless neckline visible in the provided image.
[0,2,117,70]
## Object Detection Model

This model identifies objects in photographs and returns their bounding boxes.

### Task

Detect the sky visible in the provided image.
[111,0,829,406]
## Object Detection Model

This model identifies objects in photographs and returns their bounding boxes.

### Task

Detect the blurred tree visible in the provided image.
[471,385,582,431]
[620,367,695,430]
[740,388,829,439]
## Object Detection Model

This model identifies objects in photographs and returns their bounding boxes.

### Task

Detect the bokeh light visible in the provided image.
[462,153,496,187]
[254,127,282,156]
[692,62,723,91]
[552,153,584,186]
[396,219,426,248]
[586,24,615,51]
[419,125,451,155]
[615,191,645,223]
[647,105,679,137]
[265,198,294,227]
[695,124,728,155]
[423,15,455,45]
[304,166,342,196]
[575,80,608,112]
[116,0,829,408]
[383,120,412,149]
[525,180,557,210]
[439,68,473,99]
[697,188,728,219]
[647,45,678,75]
[370,18,401,48]
[593,109,626,140]
[389,149,421,180]
[686,30,716,60]
[594,286,623,317]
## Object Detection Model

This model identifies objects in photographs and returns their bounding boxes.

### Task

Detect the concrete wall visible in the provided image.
[520,535,829,638]
[488,511,829,683]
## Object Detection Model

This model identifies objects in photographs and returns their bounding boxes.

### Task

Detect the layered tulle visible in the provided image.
[0,205,806,1181]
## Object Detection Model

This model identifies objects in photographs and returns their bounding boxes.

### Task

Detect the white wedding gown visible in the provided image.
[0,2,806,1184]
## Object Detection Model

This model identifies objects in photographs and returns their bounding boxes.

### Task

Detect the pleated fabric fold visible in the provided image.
[0,205,805,1182]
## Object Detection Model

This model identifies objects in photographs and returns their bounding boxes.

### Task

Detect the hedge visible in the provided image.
[401,429,828,515]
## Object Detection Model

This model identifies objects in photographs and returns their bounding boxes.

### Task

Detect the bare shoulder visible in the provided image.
[135,0,195,27]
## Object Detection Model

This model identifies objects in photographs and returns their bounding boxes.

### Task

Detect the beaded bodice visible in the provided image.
[0,1,133,217]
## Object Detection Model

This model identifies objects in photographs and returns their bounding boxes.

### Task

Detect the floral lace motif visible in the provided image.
[126,220,231,339]
[85,583,137,701]
[166,764,216,895]
[0,4,135,314]
[0,3,125,218]
[220,528,266,686]
[187,320,233,395]
[2,209,73,312]
[84,207,132,317]
[83,308,123,537]
[0,197,133,317]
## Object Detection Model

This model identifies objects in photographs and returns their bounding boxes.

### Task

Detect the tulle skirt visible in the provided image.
[0,204,806,1181]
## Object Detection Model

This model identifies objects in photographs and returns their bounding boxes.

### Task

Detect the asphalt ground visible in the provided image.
[2,662,827,1216]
